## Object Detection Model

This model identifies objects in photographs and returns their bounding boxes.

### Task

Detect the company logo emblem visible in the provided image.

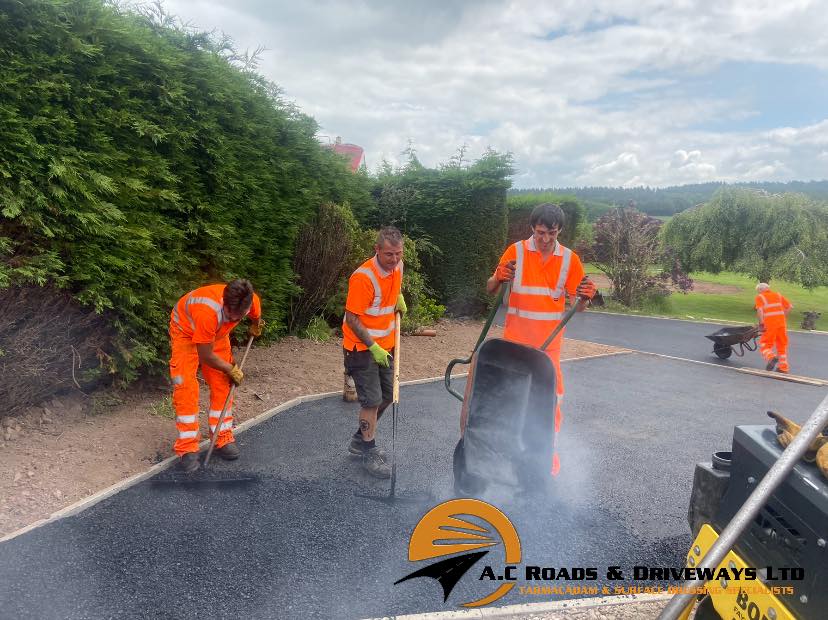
[395,498,521,608]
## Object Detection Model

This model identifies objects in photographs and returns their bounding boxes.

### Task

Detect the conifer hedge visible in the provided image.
[363,152,513,314]
[506,192,586,248]
[0,0,373,389]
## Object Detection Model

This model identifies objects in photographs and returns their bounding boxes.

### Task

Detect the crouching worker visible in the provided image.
[342,226,405,478]
[169,279,264,473]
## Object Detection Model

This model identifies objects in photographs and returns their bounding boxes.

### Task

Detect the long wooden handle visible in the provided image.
[393,312,401,404]
[204,335,255,466]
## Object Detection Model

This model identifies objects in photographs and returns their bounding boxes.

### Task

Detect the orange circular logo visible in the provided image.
[395,498,521,608]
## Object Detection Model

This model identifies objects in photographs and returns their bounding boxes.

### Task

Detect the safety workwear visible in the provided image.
[493,237,587,476]
[169,284,261,456]
[229,364,244,386]
[215,442,240,460]
[575,277,597,300]
[342,256,402,352]
[755,289,792,373]
[179,452,200,474]
[368,343,392,368]
[495,260,516,283]
[249,319,265,338]
[396,293,407,316]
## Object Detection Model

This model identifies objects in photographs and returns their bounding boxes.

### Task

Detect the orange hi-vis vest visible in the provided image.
[503,238,583,351]
[170,284,261,344]
[755,290,790,329]
[342,257,403,351]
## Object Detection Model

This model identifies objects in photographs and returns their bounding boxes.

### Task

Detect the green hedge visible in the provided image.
[363,151,513,315]
[506,192,586,248]
[0,0,373,381]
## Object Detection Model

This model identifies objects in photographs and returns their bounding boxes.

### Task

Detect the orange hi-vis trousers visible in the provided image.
[759,325,789,372]
[169,328,235,456]
[545,340,565,477]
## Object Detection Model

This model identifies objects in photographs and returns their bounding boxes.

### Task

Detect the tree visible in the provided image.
[663,189,828,288]
[580,208,691,307]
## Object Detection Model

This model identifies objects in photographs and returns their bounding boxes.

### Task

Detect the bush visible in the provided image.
[0,0,373,399]
[0,286,116,419]
[299,316,332,343]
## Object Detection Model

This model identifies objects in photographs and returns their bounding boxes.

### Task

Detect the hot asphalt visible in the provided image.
[1,353,826,619]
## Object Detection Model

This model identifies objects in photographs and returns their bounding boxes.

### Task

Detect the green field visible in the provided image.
[584,268,827,331]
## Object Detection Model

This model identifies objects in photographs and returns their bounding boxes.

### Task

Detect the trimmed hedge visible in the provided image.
[0,0,373,385]
[506,192,586,248]
[363,152,513,315]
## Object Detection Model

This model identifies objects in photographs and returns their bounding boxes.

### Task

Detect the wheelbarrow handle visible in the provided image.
[443,285,508,403]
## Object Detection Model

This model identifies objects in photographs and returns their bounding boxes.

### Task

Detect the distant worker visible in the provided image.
[169,279,264,473]
[755,282,792,373]
[487,203,597,476]
[342,226,406,478]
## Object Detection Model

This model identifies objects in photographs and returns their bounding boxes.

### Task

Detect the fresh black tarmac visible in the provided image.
[1,354,825,619]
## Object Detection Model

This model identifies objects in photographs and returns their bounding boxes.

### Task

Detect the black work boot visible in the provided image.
[348,433,386,458]
[766,356,778,371]
[215,442,240,460]
[362,446,391,479]
[179,452,200,474]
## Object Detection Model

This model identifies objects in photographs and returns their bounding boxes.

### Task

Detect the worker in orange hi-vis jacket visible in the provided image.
[755,282,793,374]
[169,279,264,473]
[487,203,597,477]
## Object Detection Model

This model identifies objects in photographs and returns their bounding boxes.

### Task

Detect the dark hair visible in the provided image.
[224,279,254,312]
[529,203,565,231]
[376,226,403,247]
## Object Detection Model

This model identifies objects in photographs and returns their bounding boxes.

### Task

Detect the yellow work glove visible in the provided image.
[396,294,407,316]
[249,318,265,338]
[228,364,244,386]
[368,343,392,368]
[767,411,827,462]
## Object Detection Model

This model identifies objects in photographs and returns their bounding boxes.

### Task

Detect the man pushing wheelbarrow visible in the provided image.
[446,204,598,495]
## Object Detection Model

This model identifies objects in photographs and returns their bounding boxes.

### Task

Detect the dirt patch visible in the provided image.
[586,272,742,295]
[0,318,623,537]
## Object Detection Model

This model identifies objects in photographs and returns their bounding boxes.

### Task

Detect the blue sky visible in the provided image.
[163,0,828,188]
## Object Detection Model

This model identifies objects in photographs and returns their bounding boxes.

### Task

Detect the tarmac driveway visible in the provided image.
[1,353,825,619]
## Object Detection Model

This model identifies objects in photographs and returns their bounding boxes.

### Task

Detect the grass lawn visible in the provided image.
[584,267,827,331]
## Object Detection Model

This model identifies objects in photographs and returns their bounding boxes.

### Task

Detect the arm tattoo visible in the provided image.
[346,311,374,347]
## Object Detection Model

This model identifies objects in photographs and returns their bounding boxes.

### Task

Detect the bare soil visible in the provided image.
[587,272,741,295]
[0,319,622,537]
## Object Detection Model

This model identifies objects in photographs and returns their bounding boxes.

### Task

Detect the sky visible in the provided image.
[161,0,828,188]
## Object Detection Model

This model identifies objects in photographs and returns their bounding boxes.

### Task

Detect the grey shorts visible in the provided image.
[343,347,394,408]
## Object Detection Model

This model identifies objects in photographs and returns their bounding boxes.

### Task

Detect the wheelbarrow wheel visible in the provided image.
[713,343,732,359]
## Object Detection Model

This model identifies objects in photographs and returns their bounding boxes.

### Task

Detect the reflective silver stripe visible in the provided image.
[365,305,396,316]
[553,247,572,297]
[208,409,230,419]
[187,295,223,325]
[512,241,571,299]
[507,307,563,321]
[210,419,234,432]
[172,306,194,331]
[171,375,183,386]
[177,430,198,439]
[367,321,396,337]
[764,311,785,317]
[355,267,382,310]
[176,414,197,424]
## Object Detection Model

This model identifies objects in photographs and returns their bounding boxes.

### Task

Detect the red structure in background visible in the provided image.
[329,136,365,172]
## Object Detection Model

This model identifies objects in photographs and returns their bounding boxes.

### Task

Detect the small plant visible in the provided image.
[300,316,332,343]
[149,396,175,419]
[90,392,125,416]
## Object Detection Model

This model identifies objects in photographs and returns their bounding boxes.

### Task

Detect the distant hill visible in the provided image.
[510,180,828,220]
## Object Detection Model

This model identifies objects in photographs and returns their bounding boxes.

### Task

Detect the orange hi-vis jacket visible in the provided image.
[169,284,261,343]
[754,290,791,329]
[498,238,585,353]
[342,256,402,351]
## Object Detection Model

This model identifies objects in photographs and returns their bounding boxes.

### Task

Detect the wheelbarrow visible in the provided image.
[705,325,761,360]
[444,283,601,495]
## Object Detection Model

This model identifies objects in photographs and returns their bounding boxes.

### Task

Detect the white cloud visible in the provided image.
[161,0,828,187]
